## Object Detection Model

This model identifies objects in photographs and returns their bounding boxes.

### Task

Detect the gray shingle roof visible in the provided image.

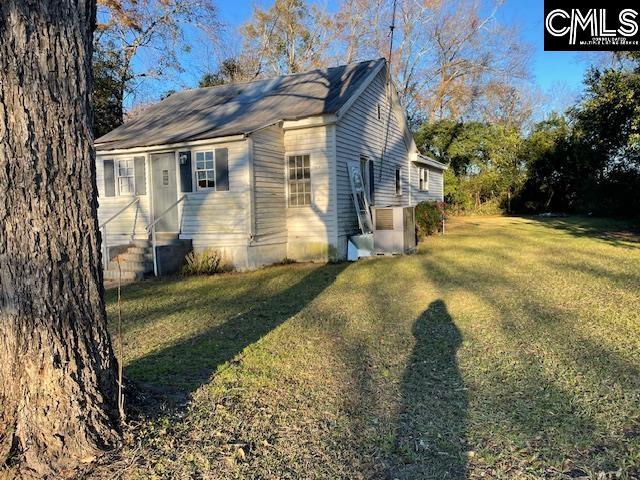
[96,58,385,150]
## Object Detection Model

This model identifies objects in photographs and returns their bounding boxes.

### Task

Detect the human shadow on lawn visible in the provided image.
[390,300,468,479]
[125,263,347,410]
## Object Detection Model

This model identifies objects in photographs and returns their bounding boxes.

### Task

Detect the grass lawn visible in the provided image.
[94,216,640,479]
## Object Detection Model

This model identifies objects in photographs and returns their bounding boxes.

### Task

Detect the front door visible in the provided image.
[151,153,178,232]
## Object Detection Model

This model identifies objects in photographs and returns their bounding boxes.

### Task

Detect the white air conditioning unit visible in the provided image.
[372,206,416,255]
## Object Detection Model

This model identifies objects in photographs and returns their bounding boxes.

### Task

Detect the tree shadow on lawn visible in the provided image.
[531,216,640,249]
[124,263,348,411]
[390,300,468,480]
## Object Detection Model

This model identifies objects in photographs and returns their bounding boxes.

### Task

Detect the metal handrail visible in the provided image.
[99,197,140,229]
[146,195,185,233]
[99,197,140,265]
[147,195,186,276]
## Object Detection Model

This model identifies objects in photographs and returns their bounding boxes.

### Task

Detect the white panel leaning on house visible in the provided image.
[93,58,447,271]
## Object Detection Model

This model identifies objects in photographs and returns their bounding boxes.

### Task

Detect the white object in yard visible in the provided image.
[347,233,373,261]
[372,206,416,254]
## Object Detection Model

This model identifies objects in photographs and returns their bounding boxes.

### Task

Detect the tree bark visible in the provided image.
[0,1,121,478]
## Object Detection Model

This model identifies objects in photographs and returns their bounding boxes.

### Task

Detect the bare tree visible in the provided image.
[241,0,332,77]
[332,0,532,126]
[95,0,220,124]
[0,0,121,478]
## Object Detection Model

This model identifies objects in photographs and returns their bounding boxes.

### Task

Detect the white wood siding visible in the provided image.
[97,140,251,265]
[283,124,338,259]
[96,154,151,246]
[335,69,411,239]
[251,125,287,244]
[410,162,444,203]
[180,140,250,250]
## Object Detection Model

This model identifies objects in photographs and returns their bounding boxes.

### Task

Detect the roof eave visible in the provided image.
[335,58,386,120]
[95,133,248,154]
[413,153,448,170]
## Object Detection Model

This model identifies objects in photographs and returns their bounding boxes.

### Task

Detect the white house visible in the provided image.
[95,58,446,275]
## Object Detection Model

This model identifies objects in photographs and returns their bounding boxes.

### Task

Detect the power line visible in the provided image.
[379,0,398,183]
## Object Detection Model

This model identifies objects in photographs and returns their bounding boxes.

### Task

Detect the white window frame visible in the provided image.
[419,167,430,191]
[116,158,135,196]
[286,153,312,207]
[395,168,402,196]
[194,150,216,191]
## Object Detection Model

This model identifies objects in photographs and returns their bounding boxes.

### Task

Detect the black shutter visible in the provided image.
[215,148,229,191]
[178,151,192,192]
[134,156,146,195]
[103,159,115,197]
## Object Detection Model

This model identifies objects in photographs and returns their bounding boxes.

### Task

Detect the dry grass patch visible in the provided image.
[90,216,640,479]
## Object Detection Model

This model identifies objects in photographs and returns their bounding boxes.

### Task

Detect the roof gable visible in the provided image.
[96,59,386,151]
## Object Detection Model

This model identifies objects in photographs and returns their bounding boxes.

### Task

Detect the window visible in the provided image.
[117,159,134,194]
[395,168,402,196]
[288,154,311,206]
[419,167,429,191]
[195,151,215,190]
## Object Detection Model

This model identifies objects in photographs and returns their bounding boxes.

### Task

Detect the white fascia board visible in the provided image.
[413,153,448,170]
[95,134,247,155]
[281,114,337,131]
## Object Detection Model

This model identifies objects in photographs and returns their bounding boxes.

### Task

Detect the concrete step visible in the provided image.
[155,232,179,241]
[131,239,151,248]
[118,252,153,263]
[127,246,151,255]
[107,260,153,273]
[103,269,143,281]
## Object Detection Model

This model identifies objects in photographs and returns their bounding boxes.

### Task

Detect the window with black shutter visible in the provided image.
[192,148,230,191]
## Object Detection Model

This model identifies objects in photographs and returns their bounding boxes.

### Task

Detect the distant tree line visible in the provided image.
[92,0,532,134]
[416,53,640,218]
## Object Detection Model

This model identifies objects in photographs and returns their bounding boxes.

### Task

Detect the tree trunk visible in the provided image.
[0,1,121,478]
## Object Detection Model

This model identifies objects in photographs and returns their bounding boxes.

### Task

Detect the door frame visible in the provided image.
[149,151,180,232]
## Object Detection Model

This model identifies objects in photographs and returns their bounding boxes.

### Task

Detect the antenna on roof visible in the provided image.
[388,0,397,74]
[378,0,398,185]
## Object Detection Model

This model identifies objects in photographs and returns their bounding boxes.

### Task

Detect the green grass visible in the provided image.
[94,216,640,479]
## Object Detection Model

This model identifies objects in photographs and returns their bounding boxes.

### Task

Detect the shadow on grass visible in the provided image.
[531,216,640,249]
[125,263,347,408]
[390,300,467,479]
[416,246,640,476]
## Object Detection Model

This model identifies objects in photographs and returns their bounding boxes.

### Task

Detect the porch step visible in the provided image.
[103,237,192,282]
[103,269,144,281]
[131,239,151,248]
[107,260,153,272]
[155,232,180,242]
[118,252,154,263]
[104,241,154,282]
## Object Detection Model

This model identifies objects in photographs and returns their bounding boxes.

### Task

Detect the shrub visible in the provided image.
[415,201,445,239]
[181,249,222,276]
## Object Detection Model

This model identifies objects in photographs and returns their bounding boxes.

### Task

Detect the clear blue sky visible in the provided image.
[136,0,594,114]
[496,0,594,112]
